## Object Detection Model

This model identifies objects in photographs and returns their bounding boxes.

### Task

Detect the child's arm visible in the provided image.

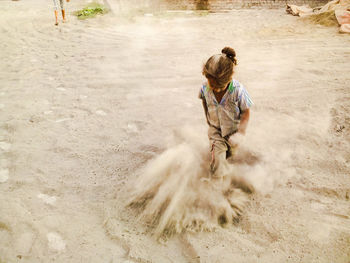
[238,109,250,134]
[199,86,211,126]
[235,82,252,134]
[228,109,250,147]
[201,99,211,126]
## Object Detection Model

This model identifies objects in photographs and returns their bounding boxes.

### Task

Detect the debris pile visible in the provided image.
[286,0,350,33]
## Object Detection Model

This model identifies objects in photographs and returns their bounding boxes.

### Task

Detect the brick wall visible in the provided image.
[106,0,330,13]
[161,0,330,9]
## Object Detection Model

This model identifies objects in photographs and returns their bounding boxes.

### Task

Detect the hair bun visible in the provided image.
[221,47,237,65]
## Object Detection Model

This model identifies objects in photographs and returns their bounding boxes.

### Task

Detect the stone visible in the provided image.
[47,232,66,252]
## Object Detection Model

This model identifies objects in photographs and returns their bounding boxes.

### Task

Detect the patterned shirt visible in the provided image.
[199,80,253,138]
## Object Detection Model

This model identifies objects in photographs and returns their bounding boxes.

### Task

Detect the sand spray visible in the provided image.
[121,126,275,238]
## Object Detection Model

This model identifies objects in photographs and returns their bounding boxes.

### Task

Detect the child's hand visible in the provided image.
[228,132,245,147]
[238,127,246,135]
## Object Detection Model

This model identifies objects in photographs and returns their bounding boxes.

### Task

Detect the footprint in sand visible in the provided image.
[37,193,57,205]
[47,232,66,252]
[43,110,53,115]
[0,169,9,183]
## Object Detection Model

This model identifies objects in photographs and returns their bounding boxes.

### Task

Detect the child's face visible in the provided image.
[209,78,232,92]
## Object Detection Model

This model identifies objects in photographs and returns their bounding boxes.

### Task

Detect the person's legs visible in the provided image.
[226,140,238,160]
[59,0,66,22]
[61,9,66,22]
[210,140,228,176]
[208,127,229,177]
[52,0,59,25]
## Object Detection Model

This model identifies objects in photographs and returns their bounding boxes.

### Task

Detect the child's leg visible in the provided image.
[62,9,66,22]
[208,127,229,177]
[52,0,59,25]
[59,0,66,22]
[53,0,59,11]
[210,141,228,176]
[54,11,59,25]
[226,142,238,159]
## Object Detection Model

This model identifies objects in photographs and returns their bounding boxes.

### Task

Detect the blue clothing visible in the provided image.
[199,80,253,138]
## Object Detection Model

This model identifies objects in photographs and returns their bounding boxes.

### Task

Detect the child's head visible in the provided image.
[202,47,237,91]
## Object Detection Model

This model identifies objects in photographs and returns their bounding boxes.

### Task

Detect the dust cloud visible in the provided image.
[126,127,268,238]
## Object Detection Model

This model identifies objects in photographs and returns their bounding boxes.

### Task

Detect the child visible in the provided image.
[53,0,69,26]
[199,47,253,176]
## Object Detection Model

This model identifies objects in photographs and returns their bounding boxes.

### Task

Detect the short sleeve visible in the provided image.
[235,83,253,111]
[198,86,204,99]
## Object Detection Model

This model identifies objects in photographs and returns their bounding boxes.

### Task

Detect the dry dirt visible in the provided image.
[0,0,350,262]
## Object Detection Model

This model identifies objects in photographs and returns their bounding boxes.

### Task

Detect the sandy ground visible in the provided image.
[0,0,350,262]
